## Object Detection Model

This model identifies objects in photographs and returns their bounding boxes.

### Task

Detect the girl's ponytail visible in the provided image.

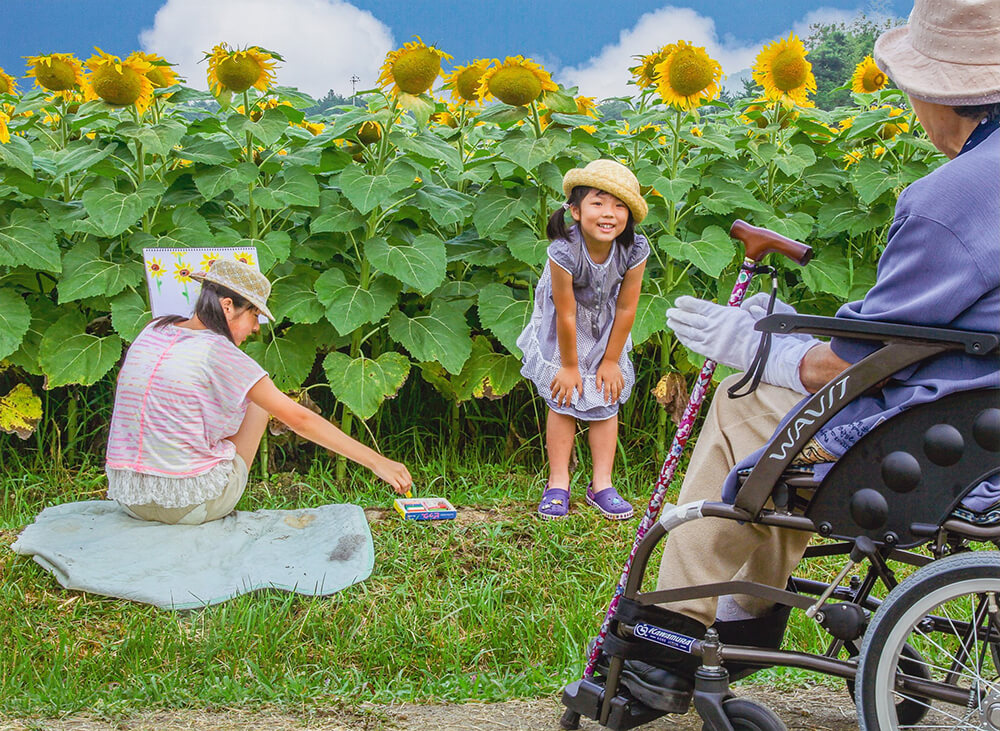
[153,281,253,344]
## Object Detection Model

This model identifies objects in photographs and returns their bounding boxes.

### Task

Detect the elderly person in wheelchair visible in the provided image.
[563,1,1000,729]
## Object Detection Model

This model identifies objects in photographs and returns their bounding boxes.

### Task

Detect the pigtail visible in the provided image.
[546,203,571,242]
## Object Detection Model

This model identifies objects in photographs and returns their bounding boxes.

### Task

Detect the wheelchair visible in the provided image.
[561,313,1000,730]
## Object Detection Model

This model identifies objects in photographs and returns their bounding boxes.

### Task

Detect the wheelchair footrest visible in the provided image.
[561,678,666,730]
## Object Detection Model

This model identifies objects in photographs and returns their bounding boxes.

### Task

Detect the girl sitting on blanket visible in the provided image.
[105,259,412,525]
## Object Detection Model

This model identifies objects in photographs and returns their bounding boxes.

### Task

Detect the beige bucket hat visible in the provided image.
[874,0,1000,105]
[191,259,275,321]
[562,159,648,223]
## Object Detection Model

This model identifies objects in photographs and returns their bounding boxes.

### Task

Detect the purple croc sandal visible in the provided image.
[586,482,634,520]
[537,486,570,520]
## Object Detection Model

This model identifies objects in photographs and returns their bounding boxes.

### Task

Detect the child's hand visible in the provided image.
[372,456,413,495]
[550,366,583,408]
[596,360,624,404]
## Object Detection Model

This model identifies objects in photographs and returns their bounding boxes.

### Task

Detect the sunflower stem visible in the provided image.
[529,100,543,137]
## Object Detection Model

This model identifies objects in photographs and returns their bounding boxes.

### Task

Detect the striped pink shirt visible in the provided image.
[106,323,267,477]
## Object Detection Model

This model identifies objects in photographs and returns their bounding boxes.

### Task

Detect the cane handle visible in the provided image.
[729,219,813,265]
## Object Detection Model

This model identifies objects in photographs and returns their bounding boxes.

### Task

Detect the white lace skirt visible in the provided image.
[106,460,235,509]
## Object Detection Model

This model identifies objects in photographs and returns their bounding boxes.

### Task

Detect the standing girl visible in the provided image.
[106,258,411,525]
[517,159,649,520]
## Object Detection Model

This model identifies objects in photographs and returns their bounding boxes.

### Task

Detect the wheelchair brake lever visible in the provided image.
[805,536,877,620]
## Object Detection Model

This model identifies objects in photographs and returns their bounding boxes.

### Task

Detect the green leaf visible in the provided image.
[393,130,462,170]
[247,107,291,147]
[388,300,472,375]
[757,212,814,243]
[323,351,410,420]
[0,209,61,273]
[109,289,152,343]
[244,327,316,391]
[772,143,817,178]
[38,312,123,389]
[851,157,901,204]
[49,142,112,179]
[541,88,578,114]
[270,267,325,324]
[365,234,446,295]
[82,185,155,237]
[815,196,860,236]
[272,165,320,207]
[476,105,530,125]
[413,185,474,227]
[473,187,530,237]
[659,227,736,277]
[421,335,521,402]
[0,135,34,176]
[58,241,143,303]
[5,296,63,375]
[338,161,416,215]
[632,291,668,346]
[502,128,571,171]
[477,283,532,357]
[697,179,770,216]
[0,287,30,361]
[176,137,234,165]
[193,161,257,200]
[311,191,364,233]
[506,226,548,267]
[801,247,852,299]
[315,269,377,336]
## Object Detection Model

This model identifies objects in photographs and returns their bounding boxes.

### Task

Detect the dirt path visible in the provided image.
[0,685,861,730]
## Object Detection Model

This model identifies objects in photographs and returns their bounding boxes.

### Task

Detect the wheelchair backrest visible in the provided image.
[805,388,1000,548]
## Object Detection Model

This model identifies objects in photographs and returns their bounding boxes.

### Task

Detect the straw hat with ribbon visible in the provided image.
[874,0,1000,105]
[191,259,275,321]
[562,159,648,223]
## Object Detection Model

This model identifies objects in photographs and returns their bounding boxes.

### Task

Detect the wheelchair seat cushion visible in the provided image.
[950,498,1000,526]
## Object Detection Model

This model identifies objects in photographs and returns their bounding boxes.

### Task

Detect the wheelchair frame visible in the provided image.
[562,315,1000,730]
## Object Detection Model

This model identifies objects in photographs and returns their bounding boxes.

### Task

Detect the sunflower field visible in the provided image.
[0,38,943,472]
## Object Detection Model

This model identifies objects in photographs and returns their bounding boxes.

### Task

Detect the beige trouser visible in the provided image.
[656,375,812,627]
[120,456,249,525]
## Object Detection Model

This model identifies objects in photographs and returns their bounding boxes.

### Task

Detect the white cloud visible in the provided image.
[139,0,395,98]
[557,4,883,101]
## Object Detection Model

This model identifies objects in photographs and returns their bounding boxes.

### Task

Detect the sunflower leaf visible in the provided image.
[0,209,61,273]
[477,283,532,357]
[0,287,30,361]
[109,289,152,343]
[323,350,410,420]
[388,300,472,375]
[38,312,123,389]
[365,234,446,295]
[0,135,34,176]
[315,269,377,336]
[338,161,417,215]
[244,326,316,391]
[270,267,324,324]
[57,240,143,303]
[0,383,42,440]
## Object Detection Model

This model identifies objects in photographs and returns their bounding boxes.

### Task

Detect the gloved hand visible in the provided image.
[739,293,815,343]
[667,295,819,394]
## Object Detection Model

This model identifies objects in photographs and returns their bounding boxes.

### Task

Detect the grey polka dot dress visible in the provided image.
[516,226,650,421]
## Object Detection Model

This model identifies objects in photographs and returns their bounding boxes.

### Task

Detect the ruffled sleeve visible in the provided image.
[547,238,578,275]
[626,234,650,270]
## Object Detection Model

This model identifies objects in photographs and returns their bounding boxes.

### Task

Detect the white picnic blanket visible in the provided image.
[11,500,374,610]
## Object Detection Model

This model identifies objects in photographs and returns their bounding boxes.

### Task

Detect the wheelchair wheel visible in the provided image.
[701,698,787,730]
[856,551,1000,730]
[846,642,932,726]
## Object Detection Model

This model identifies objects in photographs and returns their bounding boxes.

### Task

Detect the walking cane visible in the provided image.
[560,220,812,730]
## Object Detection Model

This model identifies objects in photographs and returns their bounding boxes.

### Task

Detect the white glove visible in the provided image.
[667,295,819,394]
[739,293,815,343]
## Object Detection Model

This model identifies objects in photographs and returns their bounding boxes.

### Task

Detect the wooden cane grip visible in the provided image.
[729,219,813,265]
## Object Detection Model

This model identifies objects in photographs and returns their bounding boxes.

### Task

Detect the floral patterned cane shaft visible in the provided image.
[584,260,755,678]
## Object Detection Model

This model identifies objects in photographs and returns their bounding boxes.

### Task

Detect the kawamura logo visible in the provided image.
[768,374,851,461]
[634,623,696,653]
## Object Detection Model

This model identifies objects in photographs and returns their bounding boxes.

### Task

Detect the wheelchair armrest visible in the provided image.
[756,314,999,357]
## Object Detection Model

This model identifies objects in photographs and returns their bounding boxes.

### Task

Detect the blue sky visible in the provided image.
[4,0,909,100]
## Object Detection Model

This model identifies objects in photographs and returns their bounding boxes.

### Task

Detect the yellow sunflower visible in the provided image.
[297,120,326,135]
[84,48,155,113]
[753,33,816,105]
[478,56,558,107]
[843,148,864,167]
[575,95,598,118]
[128,51,180,88]
[357,120,382,145]
[629,46,674,90]
[0,68,17,96]
[234,251,256,266]
[443,58,490,104]
[739,98,800,129]
[174,262,194,283]
[580,124,597,134]
[237,97,292,121]
[878,106,909,139]
[378,37,452,96]
[25,53,86,93]
[147,257,165,278]
[851,55,888,94]
[431,109,458,128]
[206,43,278,95]
[0,111,10,144]
[655,40,723,110]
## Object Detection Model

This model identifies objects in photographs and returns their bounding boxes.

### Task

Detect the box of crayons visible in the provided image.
[393,496,457,521]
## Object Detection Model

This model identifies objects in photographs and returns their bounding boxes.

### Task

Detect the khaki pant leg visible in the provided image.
[656,375,806,627]
[121,456,249,525]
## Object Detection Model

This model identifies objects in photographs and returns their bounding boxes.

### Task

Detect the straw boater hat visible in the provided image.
[563,159,648,223]
[874,0,1000,105]
[191,259,275,321]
